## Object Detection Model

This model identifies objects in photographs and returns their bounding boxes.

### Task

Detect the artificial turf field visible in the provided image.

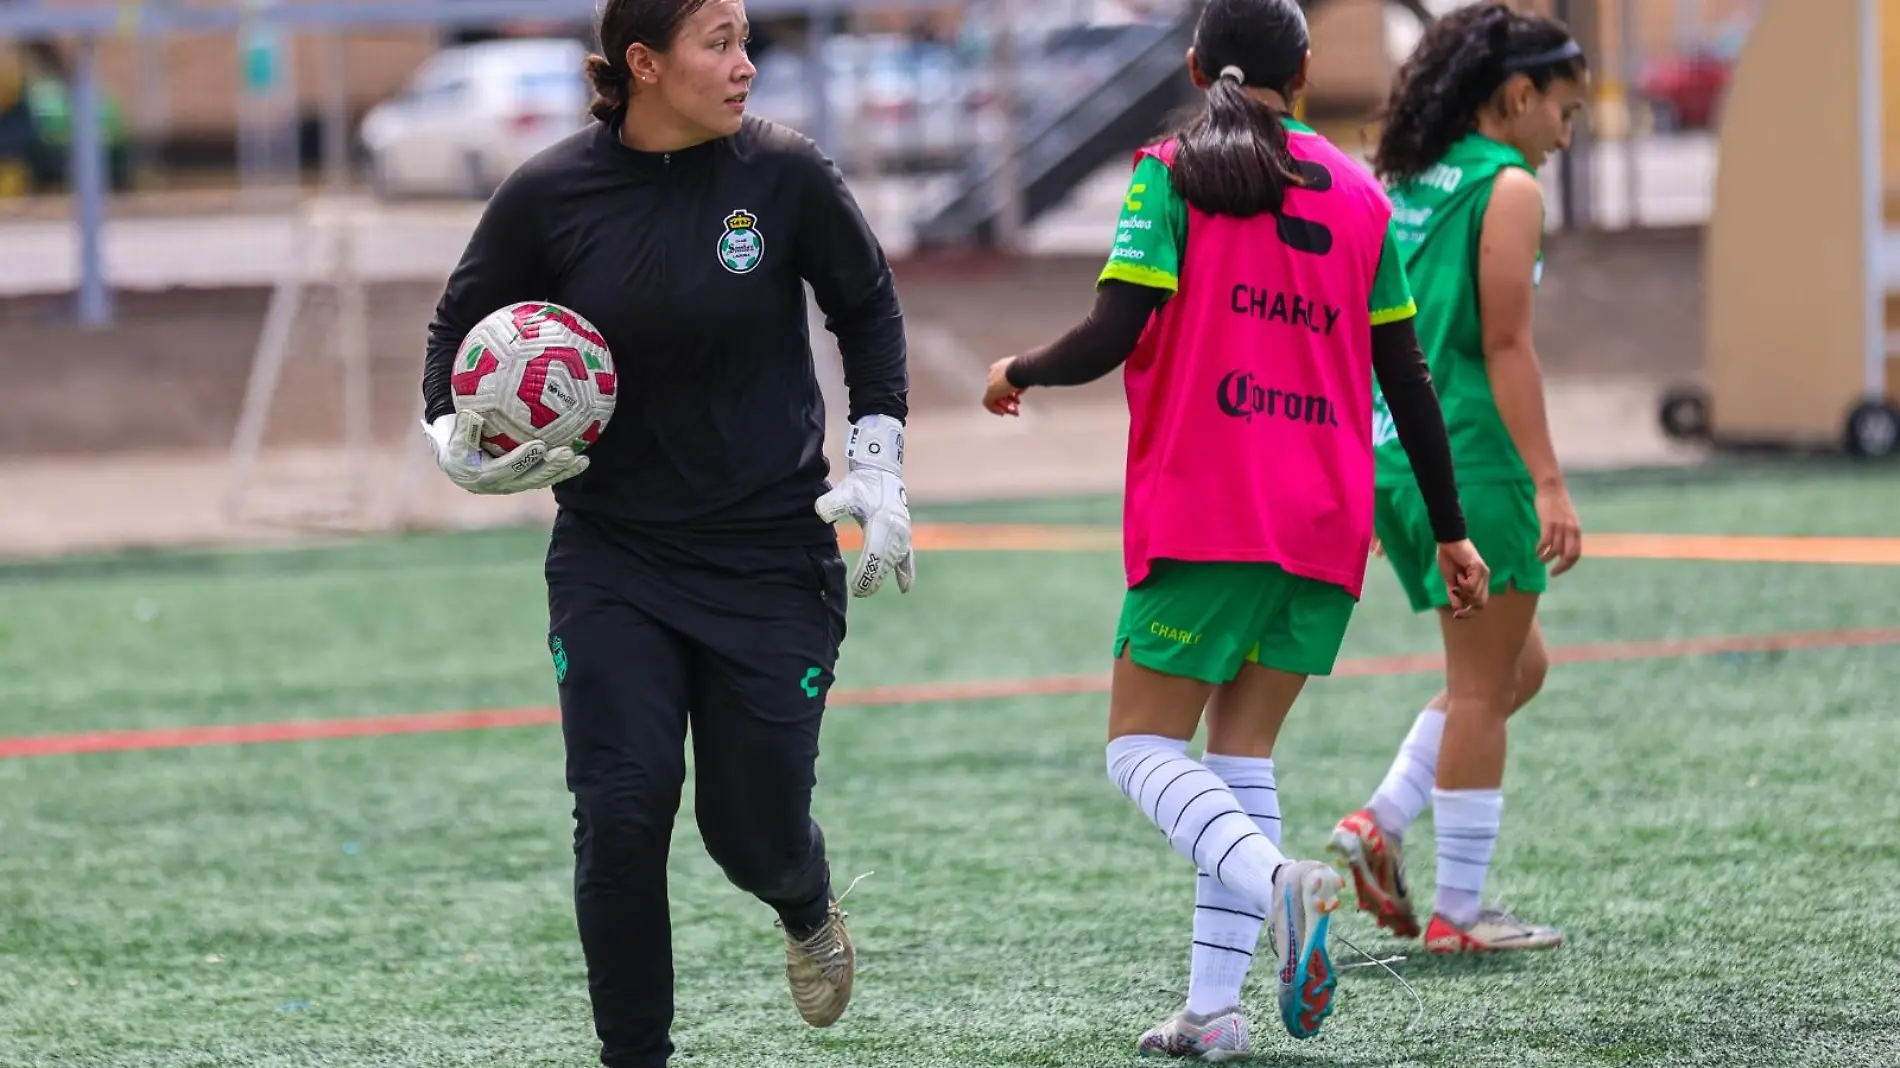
[0,460,1896,1068]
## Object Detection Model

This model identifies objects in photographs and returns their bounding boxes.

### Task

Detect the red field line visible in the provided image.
[1,627,1895,761]
[0,707,563,760]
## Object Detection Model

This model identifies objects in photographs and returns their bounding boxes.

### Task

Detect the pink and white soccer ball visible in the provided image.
[450,301,618,458]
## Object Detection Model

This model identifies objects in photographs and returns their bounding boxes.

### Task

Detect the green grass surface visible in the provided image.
[1,464,1897,1067]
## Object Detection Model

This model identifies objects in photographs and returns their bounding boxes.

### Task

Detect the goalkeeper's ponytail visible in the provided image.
[587,0,714,124]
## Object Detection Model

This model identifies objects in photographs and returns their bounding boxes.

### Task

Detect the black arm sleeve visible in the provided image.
[1372,318,1467,544]
[794,145,908,424]
[421,175,550,422]
[1003,281,1165,389]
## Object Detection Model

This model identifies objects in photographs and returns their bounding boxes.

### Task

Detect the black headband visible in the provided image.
[1502,38,1582,72]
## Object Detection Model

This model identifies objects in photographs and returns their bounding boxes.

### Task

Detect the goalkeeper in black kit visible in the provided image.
[414,1,914,1066]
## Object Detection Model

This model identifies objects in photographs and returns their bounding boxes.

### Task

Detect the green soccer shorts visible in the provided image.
[1114,560,1359,684]
[1375,478,1549,613]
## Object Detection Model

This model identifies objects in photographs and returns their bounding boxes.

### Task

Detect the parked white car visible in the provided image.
[360,37,591,199]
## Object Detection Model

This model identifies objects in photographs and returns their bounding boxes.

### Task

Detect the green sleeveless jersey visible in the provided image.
[1371,134,1541,488]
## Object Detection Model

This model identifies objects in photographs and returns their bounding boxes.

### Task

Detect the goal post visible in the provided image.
[225,197,381,528]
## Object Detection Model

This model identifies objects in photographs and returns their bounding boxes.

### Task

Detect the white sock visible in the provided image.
[1366,708,1446,838]
[1431,787,1502,929]
[1185,753,1280,1017]
[1106,736,1287,918]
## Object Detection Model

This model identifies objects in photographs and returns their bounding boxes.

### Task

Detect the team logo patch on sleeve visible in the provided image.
[718,209,764,274]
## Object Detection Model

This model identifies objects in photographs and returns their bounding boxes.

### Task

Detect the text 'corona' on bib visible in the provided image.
[1216,370,1343,429]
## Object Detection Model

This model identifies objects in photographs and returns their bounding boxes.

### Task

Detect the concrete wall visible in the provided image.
[0,225,1704,458]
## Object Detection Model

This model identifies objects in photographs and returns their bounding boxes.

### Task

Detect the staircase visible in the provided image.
[912,8,1199,250]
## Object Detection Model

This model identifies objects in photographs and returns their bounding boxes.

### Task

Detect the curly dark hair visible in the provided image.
[1371,1,1587,185]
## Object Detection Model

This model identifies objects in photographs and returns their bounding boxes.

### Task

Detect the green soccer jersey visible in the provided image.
[1096,118,1417,327]
[1371,133,1542,488]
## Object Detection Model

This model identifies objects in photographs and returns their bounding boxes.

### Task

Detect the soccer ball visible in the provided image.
[450,301,617,457]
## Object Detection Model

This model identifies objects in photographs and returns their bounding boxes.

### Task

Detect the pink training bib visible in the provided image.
[1121,134,1395,598]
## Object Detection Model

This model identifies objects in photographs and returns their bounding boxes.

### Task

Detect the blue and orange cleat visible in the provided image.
[1269,859,1343,1040]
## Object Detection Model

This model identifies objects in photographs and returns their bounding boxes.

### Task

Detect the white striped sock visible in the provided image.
[1106,736,1286,915]
[1185,753,1280,1017]
[1367,708,1445,837]
[1432,787,1502,928]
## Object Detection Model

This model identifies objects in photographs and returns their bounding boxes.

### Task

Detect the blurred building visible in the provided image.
[4,0,1763,173]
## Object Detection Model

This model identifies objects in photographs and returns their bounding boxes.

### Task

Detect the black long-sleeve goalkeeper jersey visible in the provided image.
[421,116,909,548]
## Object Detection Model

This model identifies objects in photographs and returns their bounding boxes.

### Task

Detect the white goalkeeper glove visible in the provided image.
[815,414,915,597]
[421,410,588,495]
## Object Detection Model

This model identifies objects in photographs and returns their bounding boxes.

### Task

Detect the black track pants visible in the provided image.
[544,508,848,1068]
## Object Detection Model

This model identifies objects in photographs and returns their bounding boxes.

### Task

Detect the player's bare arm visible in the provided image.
[1479,167,1581,576]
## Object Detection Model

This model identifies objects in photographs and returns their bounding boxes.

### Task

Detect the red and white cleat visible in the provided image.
[1327,809,1421,939]
[1424,907,1564,954]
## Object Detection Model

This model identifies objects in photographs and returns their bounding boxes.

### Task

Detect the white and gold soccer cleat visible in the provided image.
[781,899,855,1027]
[779,872,872,1028]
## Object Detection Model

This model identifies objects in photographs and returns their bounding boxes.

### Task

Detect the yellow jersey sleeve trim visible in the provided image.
[1368,300,1417,327]
[1098,261,1179,294]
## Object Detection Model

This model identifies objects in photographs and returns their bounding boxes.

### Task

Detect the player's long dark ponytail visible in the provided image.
[587,0,712,123]
[1373,1,1587,184]
[1168,0,1312,219]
